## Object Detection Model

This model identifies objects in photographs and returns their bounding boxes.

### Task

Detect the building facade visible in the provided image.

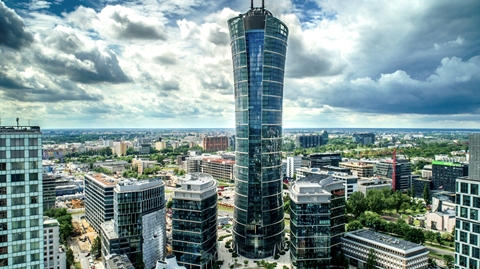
[342,229,428,269]
[172,173,218,269]
[202,137,228,152]
[101,177,166,269]
[301,153,342,168]
[286,156,302,178]
[412,178,432,198]
[43,217,66,269]
[43,173,57,211]
[85,174,117,233]
[295,134,324,148]
[357,177,393,196]
[471,134,480,180]
[339,162,374,178]
[352,133,375,145]
[201,158,234,182]
[0,126,44,268]
[376,159,411,191]
[431,161,468,193]
[289,174,346,268]
[228,2,288,258]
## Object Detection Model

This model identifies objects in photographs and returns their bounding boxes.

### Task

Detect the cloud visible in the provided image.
[0,1,34,49]
[65,5,167,40]
[34,26,131,84]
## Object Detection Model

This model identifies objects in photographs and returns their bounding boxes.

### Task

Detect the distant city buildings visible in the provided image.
[43,173,57,211]
[156,141,167,151]
[0,126,44,268]
[202,136,228,152]
[422,164,433,178]
[295,133,328,148]
[289,173,345,268]
[352,133,375,144]
[201,158,235,182]
[172,173,218,269]
[114,142,127,156]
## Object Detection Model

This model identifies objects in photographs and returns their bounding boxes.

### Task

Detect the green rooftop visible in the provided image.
[432,161,462,167]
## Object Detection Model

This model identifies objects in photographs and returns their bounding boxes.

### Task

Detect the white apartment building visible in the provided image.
[286,156,302,178]
[43,217,66,269]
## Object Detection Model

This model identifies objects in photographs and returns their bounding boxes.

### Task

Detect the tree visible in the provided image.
[425,230,435,243]
[405,229,425,244]
[166,200,173,209]
[444,254,454,269]
[132,252,145,269]
[346,191,367,218]
[365,189,385,215]
[91,236,102,259]
[365,248,377,269]
[423,184,430,205]
[347,221,364,232]
[244,260,249,266]
[284,199,290,215]
[66,247,74,269]
[428,257,437,267]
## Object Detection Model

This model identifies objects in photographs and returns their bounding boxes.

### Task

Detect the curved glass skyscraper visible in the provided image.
[228,2,289,258]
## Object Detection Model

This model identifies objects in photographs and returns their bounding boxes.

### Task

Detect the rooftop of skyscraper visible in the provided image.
[0,126,41,132]
[345,229,426,253]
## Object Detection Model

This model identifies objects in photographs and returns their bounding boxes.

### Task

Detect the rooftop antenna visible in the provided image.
[251,0,253,9]
[28,119,31,126]
[262,0,265,9]
[16,118,19,127]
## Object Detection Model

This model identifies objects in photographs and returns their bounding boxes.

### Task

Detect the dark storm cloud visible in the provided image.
[154,54,178,65]
[35,28,131,84]
[312,55,480,115]
[0,1,33,49]
[108,8,167,40]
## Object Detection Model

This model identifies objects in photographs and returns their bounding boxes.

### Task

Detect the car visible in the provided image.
[85,253,90,257]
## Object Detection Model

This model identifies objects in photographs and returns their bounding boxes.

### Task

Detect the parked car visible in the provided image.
[85,252,90,257]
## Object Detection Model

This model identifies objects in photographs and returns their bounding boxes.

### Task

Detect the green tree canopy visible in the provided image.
[405,228,425,244]
[91,236,102,259]
[365,248,377,269]
[365,189,385,215]
[423,184,430,205]
[347,221,364,232]
[346,191,367,218]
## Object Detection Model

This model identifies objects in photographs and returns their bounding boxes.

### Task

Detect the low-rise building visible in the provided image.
[340,162,374,177]
[105,254,134,269]
[342,229,428,269]
[201,158,235,182]
[43,217,66,269]
[357,177,392,196]
[412,178,431,198]
[421,165,432,178]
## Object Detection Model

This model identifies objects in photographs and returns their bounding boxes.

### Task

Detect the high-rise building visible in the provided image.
[286,156,302,178]
[295,134,325,148]
[289,173,346,268]
[376,159,411,191]
[0,126,44,268]
[43,173,57,211]
[172,173,218,269]
[455,134,480,268]
[228,1,289,258]
[85,174,118,232]
[431,161,468,193]
[301,153,342,168]
[203,137,228,152]
[101,177,166,269]
[43,217,66,269]
[352,133,375,144]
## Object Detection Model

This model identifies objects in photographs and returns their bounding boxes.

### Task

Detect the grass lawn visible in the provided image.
[424,242,454,252]
[70,210,85,215]
[74,262,82,269]
[218,183,232,187]
[165,190,173,193]
[429,252,447,260]
[218,205,234,212]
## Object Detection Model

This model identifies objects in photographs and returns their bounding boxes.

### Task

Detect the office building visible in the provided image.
[0,126,44,268]
[321,130,329,145]
[85,174,117,233]
[201,158,235,182]
[228,135,236,151]
[43,217,66,269]
[412,178,432,198]
[431,161,468,193]
[455,134,480,268]
[289,173,346,268]
[282,159,287,178]
[185,157,203,174]
[101,177,166,269]
[202,137,228,152]
[105,254,134,269]
[286,156,301,178]
[339,162,374,177]
[295,168,357,200]
[422,165,432,178]
[352,133,375,144]
[295,134,325,148]
[172,173,218,269]
[342,230,428,269]
[357,177,393,196]
[156,142,167,151]
[114,142,127,156]
[139,143,151,155]
[228,1,288,258]
[43,173,57,211]
[302,153,342,168]
[376,159,411,191]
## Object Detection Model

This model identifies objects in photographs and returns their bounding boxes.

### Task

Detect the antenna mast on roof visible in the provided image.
[262,0,265,9]
[251,0,254,9]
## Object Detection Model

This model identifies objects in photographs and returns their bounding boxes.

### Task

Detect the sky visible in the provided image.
[0,0,479,129]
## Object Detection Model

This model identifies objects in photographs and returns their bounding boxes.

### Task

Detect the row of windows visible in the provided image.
[458,206,479,221]
[0,138,39,147]
[0,174,40,184]
[0,161,40,171]
[234,81,284,98]
[457,181,479,195]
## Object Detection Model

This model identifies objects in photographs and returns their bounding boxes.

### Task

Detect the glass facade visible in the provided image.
[172,186,218,269]
[228,6,289,259]
[0,129,44,268]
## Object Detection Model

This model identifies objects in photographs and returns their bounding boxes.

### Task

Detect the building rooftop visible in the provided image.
[414,178,432,182]
[105,253,135,269]
[86,173,119,187]
[203,158,235,165]
[346,229,426,254]
[101,220,118,240]
[116,177,164,192]
[0,126,41,133]
[340,162,374,167]
[43,217,59,227]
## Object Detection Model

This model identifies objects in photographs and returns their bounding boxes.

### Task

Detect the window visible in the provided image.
[11,138,24,146]
[12,243,26,253]
[472,184,479,195]
[0,199,6,207]
[12,221,26,229]
[473,247,480,259]
[472,209,479,221]
[30,196,38,204]
[463,221,471,231]
[472,234,478,245]
[0,151,5,159]
[474,224,480,233]
[11,174,25,182]
[31,253,40,261]
[0,175,5,182]
[30,184,38,192]
[29,150,38,158]
[12,197,25,206]
[29,161,39,169]
[30,219,39,227]
[0,258,7,266]
[30,207,38,215]
[12,255,26,265]
[464,195,471,206]
[12,186,25,194]
[463,244,470,255]
[0,211,6,219]
[12,209,25,218]
[11,150,24,158]
[0,223,5,231]
[30,230,39,238]
[0,234,6,243]
[0,246,7,255]
[0,139,5,147]
[461,207,468,218]
[29,138,38,146]
[31,242,39,250]
[461,183,469,193]
[12,232,26,241]
[30,173,39,181]
[0,163,5,171]
[461,231,468,242]
[11,162,25,170]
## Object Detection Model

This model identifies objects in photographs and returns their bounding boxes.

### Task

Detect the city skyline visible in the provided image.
[0,0,479,129]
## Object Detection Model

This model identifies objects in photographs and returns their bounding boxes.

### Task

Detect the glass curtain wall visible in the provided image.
[228,7,289,259]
